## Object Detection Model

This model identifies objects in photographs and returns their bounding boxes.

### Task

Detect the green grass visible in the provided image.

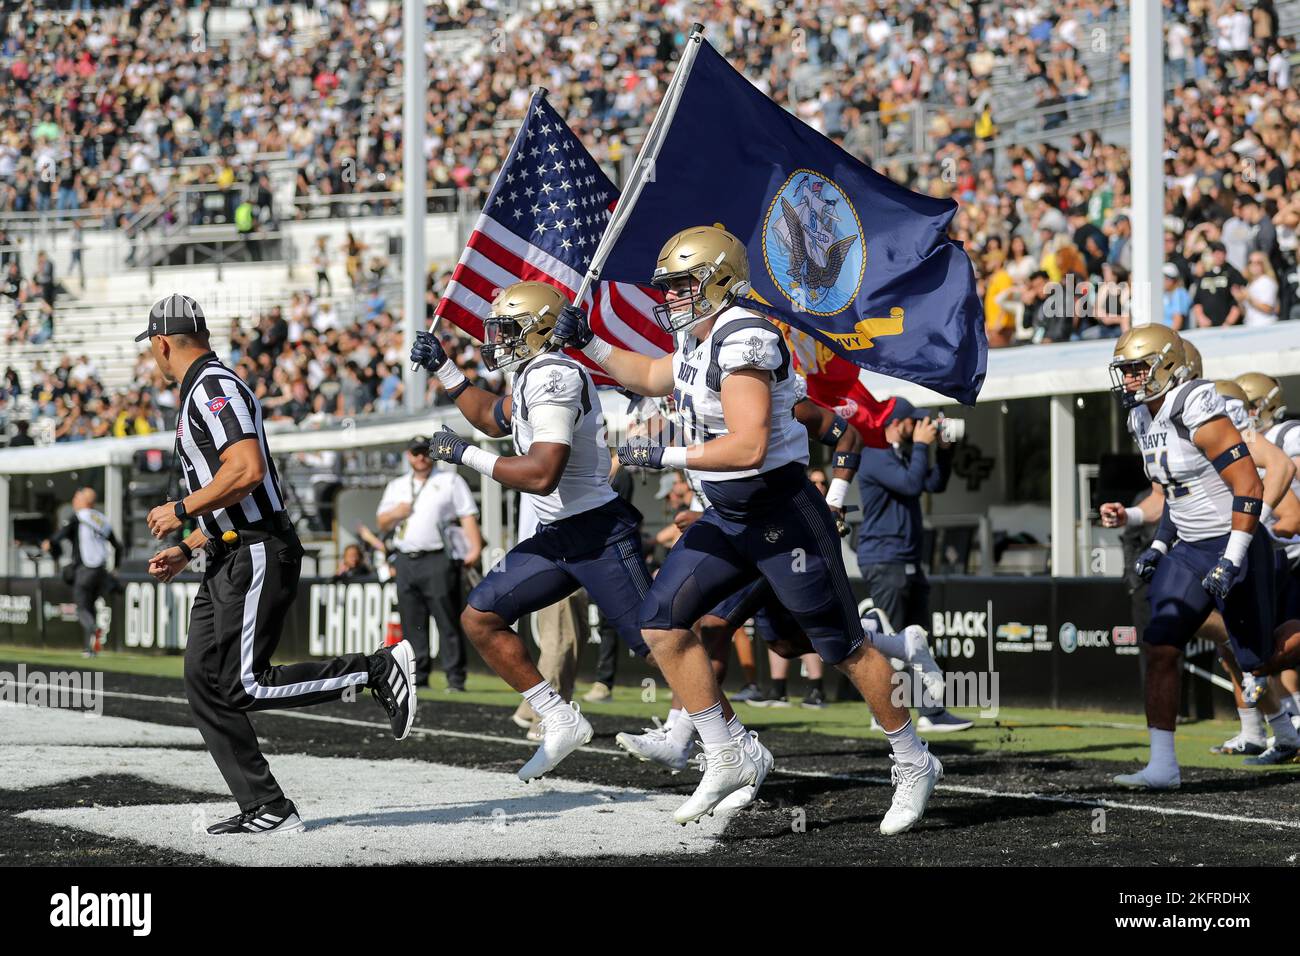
[4,643,1295,774]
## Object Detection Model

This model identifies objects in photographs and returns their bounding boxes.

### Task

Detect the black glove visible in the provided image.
[1201,556,1243,599]
[409,330,449,373]
[429,428,470,466]
[830,504,858,538]
[1133,546,1164,582]
[617,443,667,470]
[551,304,593,351]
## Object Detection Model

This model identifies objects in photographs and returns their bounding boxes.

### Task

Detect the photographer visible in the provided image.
[855,399,954,631]
[854,399,970,731]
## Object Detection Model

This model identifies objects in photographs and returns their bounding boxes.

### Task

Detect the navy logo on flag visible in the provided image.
[762,170,865,317]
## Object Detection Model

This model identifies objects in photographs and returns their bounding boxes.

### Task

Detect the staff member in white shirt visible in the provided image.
[377,436,483,690]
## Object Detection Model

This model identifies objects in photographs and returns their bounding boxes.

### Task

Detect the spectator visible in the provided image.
[1243,250,1280,326]
[1192,241,1247,326]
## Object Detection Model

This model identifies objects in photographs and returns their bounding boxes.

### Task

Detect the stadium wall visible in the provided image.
[0,571,1225,716]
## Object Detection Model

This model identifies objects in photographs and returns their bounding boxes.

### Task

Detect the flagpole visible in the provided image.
[570,22,706,309]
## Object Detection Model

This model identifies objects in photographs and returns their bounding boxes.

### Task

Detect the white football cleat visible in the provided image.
[673,741,757,825]
[1113,765,1181,790]
[879,752,942,836]
[903,625,949,706]
[615,723,694,771]
[714,731,774,813]
[517,702,593,782]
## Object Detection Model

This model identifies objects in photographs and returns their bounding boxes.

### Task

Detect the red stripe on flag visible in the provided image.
[468,229,579,300]
[434,296,486,341]
[449,262,500,304]
[608,282,671,352]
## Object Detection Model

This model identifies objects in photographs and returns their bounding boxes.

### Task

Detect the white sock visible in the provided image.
[689,702,731,749]
[884,717,929,768]
[1289,692,1300,717]
[726,713,747,741]
[868,629,909,663]
[1148,727,1178,773]
[1266,710,1300,747]
[668,710,695,748]
[522,680,565,719]
[1239,707,1266,742]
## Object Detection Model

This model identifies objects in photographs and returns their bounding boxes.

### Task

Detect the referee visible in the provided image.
[140,293,418,835]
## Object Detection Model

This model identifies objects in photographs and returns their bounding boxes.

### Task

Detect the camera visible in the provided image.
[937,414,965,444]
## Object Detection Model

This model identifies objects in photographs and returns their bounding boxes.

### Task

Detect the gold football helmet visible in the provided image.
[1177,336,1202,381]
[1237,372,1286,429]
[650,223,751,332]
[1109,325,1186,408]
[1214,379,1249,404]
[482,281,568,371]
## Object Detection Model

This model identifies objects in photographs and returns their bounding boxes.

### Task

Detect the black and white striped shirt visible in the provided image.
[175,352,286,538]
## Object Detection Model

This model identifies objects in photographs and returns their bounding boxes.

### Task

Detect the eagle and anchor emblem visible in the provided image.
[759,169,905,350]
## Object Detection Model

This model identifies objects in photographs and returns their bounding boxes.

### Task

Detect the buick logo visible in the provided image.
[1059,622,1078,654]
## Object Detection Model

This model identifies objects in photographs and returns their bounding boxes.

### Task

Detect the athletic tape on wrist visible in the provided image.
[436,360,467,393]
[825,477,850,508]
[460,445,499,479]
[1225,529,1253,566]
[1124,506,1146,527]
[582,337,613,365]
[660,446,689,469]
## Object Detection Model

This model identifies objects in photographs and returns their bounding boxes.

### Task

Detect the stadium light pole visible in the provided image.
[403,0,428,412]
[1130,0,1164,327]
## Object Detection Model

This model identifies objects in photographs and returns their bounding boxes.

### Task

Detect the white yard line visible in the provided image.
[6,680,1299,831]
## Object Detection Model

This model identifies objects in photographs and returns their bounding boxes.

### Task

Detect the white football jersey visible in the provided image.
[511,354,615,524]
[670,307,809,484]
[1265,419,1300,559]
[1126,379,1234,542]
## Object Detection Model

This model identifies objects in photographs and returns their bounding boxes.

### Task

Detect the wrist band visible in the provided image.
[818,416,849,446]
[660,446,689,469]
[832,450,861,473]
[1225,528,1253,566]
[177,541,194,561]
[826,477,850,508]
[582,337,613,365]
[1261,501,1275,526]
[1149,539,1168,556]
[460,445,500,479]
[1232,495,1263,518]
[1125,506,1146,527]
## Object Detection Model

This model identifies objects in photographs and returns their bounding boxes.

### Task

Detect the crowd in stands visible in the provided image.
[1,0,1298,444]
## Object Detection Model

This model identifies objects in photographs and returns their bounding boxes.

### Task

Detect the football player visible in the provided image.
[1100,325,1277,789]
[409,281,658,782]
[553,224,942,833]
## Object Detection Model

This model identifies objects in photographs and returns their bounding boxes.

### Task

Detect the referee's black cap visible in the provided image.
[135,293,208,341]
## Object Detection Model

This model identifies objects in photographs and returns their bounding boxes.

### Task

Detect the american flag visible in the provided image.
[433,93,671,383]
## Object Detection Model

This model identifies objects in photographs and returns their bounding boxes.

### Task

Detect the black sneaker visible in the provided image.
[207,797,304,835]
[746,687,791,708]
[370,640,418,740]
[801,687,827,709]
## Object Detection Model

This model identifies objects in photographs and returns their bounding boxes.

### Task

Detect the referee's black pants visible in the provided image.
[184,531,372,812]
[393,550,468,689]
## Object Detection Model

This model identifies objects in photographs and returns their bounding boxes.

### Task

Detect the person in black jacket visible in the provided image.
[43,487,122,656]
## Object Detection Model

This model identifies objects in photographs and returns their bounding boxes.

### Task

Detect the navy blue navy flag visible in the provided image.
[600,40,987,404]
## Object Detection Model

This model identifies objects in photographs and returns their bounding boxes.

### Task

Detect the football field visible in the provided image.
[3,647,1298,867]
